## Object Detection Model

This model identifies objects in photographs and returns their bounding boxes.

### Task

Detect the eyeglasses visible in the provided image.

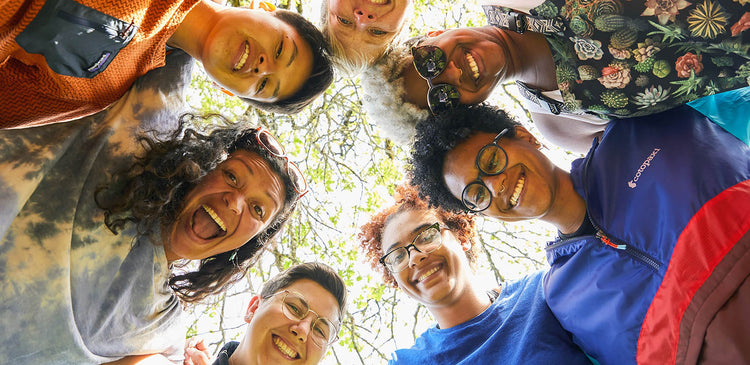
[271,290,340,348]
[254,127,309,199]
[379,222,442,273]
[411,45,460,115]
[461,129,510,212]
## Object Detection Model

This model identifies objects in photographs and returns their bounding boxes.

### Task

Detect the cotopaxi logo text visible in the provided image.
[628,148,661,188]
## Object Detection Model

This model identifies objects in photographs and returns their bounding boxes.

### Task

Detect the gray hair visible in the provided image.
[361,35,429,144]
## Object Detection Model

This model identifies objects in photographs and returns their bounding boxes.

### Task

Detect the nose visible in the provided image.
[433,61,462,85]
[290,316,314,342]
[485,172,508,196]
[252,53,276,75]
[223,191,245,215]
[407,245,428,267]
[353,8,376,25]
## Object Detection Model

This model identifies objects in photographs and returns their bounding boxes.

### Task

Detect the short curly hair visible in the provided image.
[409,104,521,213]
[358,184,477,288]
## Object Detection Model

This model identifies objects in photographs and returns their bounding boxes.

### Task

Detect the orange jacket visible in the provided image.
[0,0,200,128]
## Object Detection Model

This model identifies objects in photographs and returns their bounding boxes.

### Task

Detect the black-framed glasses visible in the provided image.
[379,222,442,273]
[271,290,340,348]
[411,45,460,115]
[461,128,510,212]
[254,127,309,199]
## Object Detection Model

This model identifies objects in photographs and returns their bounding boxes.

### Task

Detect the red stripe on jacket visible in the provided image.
[637,179,750,364]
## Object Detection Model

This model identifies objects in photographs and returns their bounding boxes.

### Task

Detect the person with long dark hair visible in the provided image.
[0,53,306,364]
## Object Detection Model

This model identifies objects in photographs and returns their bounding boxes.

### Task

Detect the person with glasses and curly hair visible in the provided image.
[357,184,592,365]
[408,99,750,364]
[0,52,308,365]
[184,262,347,365]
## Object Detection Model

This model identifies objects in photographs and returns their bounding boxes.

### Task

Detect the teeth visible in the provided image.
[234,42,249,71]
[509,175,525,207]
[466,53,479,80]
[202,205,226,232]
[369,0,388,4]
[418,267,440,282]
[274,336,298,358]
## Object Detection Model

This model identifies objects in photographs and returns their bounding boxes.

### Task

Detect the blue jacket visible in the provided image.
[544,101,750,364]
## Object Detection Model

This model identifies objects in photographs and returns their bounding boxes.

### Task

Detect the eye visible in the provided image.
[370,28,387,36]
[337,16,352,25]
[286,302,303,316]
[257,78,268,93]
[253,204,265,219]
[473,188,486,205]
[275,39,283,59]
[223,170,238,186]
[313,323,330,340]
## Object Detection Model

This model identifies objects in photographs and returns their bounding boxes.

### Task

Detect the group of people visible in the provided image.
[1,0,749,364]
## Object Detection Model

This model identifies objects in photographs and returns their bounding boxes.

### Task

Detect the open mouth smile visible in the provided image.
[273,335,300,359]
[233,41,250,71]
[191,205,227,240]
[465,52,480,81]
[416,265,441,283]
[509,174,525,208]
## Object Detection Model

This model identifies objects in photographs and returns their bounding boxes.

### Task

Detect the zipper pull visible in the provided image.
[119,20,135,39]
[597,231,626,250]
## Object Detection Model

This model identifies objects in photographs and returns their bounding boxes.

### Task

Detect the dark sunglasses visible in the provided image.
[254,127,309,198]
[411,45,461,115]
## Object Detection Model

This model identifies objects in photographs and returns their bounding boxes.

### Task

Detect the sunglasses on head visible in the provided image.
[411,45,461,115]
[253,127,309,199]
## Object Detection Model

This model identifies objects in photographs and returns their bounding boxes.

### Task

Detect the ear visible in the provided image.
[513,126,541,149]
[245,295,261,323]
[426,30,446,38]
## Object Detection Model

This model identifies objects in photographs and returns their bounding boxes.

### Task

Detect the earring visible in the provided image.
[228,249,239,262]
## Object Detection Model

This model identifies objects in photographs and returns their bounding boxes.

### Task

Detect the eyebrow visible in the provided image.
[287,39,298,67]
[384,222,433,253]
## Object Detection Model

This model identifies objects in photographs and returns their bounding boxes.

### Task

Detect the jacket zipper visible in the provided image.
[596,230,661,271]
[57,9,134,40]
[578,137,661,272]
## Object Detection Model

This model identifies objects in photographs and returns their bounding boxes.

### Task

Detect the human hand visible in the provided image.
[183,338,211,365]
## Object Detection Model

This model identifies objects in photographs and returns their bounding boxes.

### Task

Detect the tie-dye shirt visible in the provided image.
[0,50,194,364]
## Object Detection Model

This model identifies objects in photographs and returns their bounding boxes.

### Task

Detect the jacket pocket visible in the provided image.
[16,0,138,78]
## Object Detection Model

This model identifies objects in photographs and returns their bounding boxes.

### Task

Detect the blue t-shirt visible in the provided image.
[389,271,592,365]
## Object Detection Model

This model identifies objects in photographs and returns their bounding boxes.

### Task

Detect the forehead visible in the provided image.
[282,279,340,322]
[442,132,497,199]
[381,210,438,253]
[225,149,286,197]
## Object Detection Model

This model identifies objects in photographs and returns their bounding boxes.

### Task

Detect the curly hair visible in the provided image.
[357,184,477,288]
[360,36,429,144]
[409,104,521,213]
[241,9,334,114]
[95,114,300,304]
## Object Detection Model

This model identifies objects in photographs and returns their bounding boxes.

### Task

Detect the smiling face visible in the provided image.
[442,128,559,222]
[199,8,313,102]
[244,279,340,365]
[163,150,285,262]
[401,27,511,109]
[380,210,472,306]
[327,0,411,63]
